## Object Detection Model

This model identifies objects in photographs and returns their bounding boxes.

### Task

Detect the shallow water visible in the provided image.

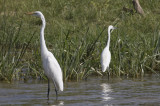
[0,74,160,105]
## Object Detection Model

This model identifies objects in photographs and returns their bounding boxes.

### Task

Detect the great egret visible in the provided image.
[27,11,63,100]
[101,25,116,78]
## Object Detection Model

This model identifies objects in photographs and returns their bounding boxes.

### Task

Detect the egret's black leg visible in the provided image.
[47,79,50,100]
[107,69,110,80]
[53,81,58,100]
[55,89,58,100]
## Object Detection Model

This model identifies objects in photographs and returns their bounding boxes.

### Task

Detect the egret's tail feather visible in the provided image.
[102,66,106,72]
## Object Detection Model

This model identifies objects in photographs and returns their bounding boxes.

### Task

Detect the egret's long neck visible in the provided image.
[40,15,48,56]
[106,29,111,49]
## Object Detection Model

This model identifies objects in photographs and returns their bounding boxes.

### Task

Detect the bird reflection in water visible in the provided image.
[48,100,64,106]
[101,83,113,101]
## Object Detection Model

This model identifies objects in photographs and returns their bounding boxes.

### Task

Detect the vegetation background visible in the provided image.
[0,0,160,82]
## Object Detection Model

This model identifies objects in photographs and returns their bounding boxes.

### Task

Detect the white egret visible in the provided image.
[101,25,116,78]
[27,11,63,100]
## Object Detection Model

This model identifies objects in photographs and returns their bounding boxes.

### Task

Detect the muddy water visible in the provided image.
[0,74,160,105]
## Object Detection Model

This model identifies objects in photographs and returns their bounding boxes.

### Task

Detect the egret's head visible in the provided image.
[108,25,116,31]
[26,11,43,17]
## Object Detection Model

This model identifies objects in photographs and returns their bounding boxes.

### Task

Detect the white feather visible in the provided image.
[44,51,63,91]
[101,47,111,72]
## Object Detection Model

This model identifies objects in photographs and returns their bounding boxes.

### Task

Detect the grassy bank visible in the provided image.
[0,0,160,82]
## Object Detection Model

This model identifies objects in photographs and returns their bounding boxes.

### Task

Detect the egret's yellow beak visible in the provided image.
[26,12,34,15]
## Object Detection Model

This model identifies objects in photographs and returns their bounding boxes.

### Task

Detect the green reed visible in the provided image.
[0,0,160,81]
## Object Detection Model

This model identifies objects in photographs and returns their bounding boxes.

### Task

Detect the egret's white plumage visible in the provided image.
[101,25,116,72]
[101,46,111,72]
[27,11,63,99]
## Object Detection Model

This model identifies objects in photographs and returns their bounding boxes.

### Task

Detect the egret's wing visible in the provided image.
[101,48,111,72]
[46,52,63,91]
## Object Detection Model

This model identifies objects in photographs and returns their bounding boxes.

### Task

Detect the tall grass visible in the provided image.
[0,14,35,82]
[0,0,160,81]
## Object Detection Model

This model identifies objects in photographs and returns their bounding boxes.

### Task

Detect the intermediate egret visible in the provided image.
[27,11,63,100]
[101,25,116,78]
